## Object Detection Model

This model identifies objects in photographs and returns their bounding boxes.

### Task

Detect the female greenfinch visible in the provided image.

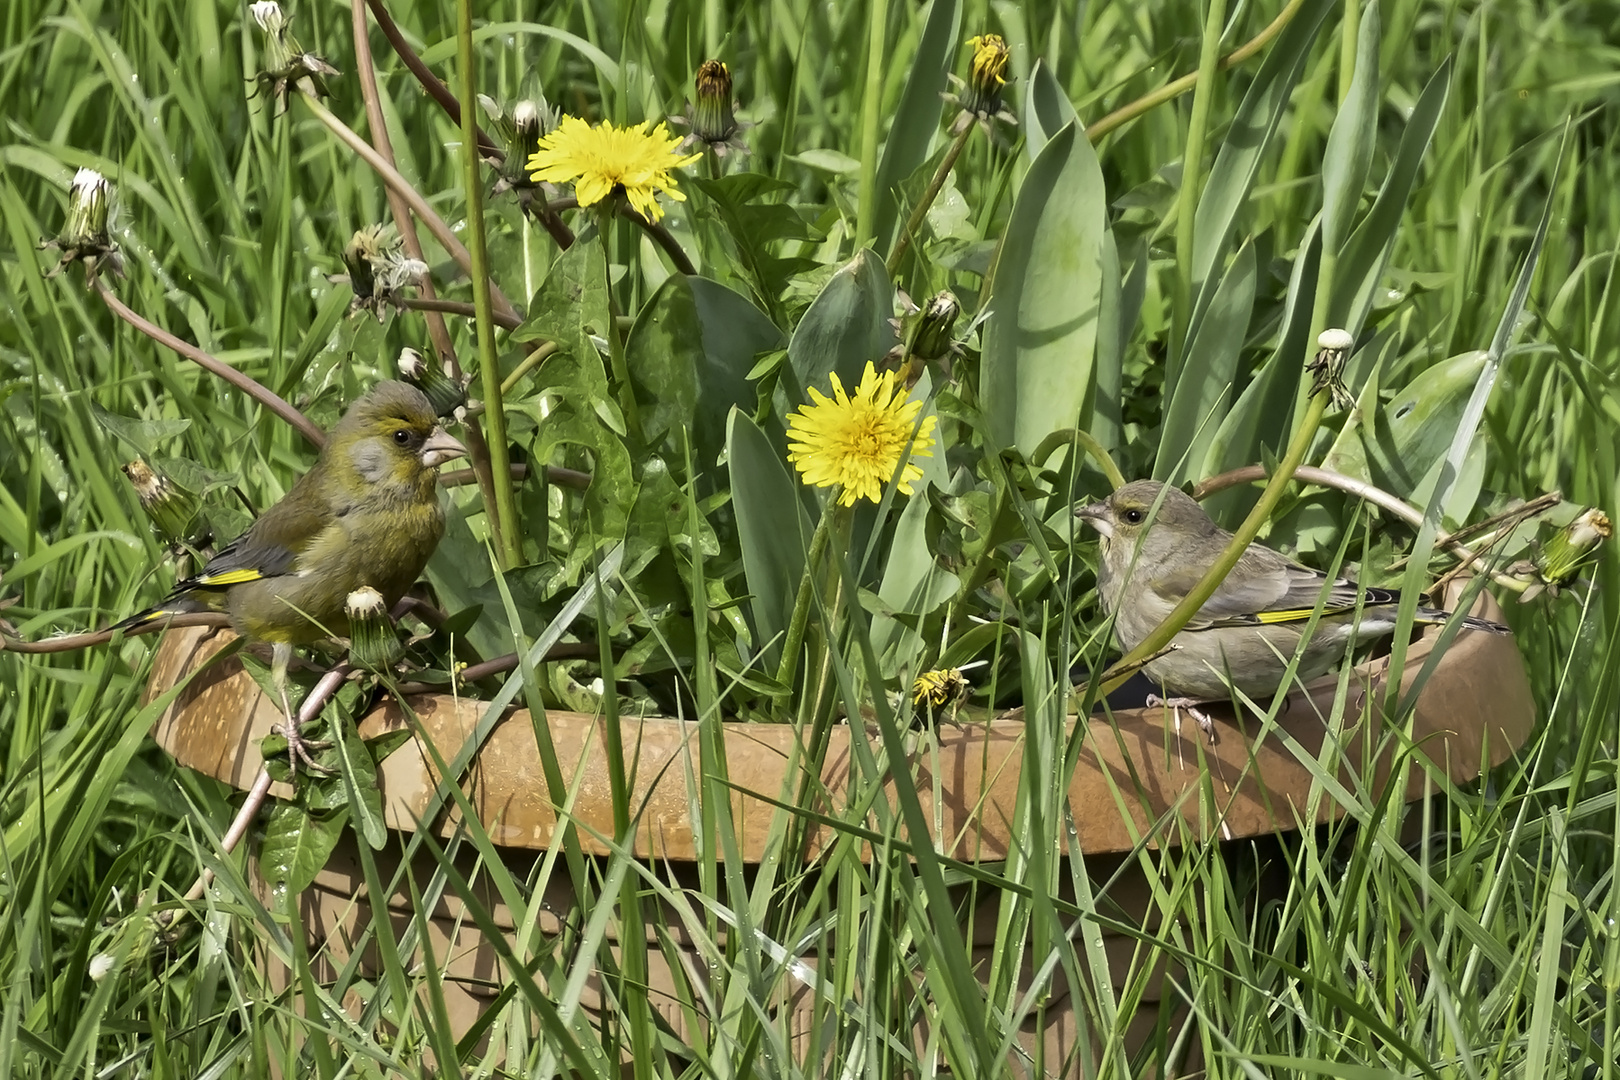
[1076,480,1508,737]
[116,380,466,772]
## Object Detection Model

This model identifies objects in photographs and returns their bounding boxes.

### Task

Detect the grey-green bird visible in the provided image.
[1076,480,1508,711]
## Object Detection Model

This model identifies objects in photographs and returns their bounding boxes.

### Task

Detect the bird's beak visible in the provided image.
[1074,500,1112,538]
[420,426,468,468]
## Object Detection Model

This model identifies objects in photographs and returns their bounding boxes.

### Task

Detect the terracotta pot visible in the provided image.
[146,586,1533,1073]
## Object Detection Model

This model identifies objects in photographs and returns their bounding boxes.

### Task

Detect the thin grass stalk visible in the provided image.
[456,0,519,569]
[350,0,505,544]
[853,0,890,250]
[1171,0,1231,360]
[1085,0,1307,141]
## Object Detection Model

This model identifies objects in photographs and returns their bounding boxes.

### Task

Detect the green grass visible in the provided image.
[3,0,1620,1075]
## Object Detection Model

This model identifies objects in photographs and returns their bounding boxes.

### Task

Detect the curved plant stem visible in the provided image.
[403,296,522,330]
[886,123,973,276]
[441,462,591,491]
[1,612,230,654]
[93,280,324,447]
[1085,0,1307,142]
[1033,428,1126,491]
[458,0,519,569]
[621,207,699,276]
[1195,463,1550,592]
[500,341,560,394]
[297,89,519,325]
[362,0,575,250]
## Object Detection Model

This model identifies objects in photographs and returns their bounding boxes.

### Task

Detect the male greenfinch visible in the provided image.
[116,380,466,772]
[1076,480,1508,739]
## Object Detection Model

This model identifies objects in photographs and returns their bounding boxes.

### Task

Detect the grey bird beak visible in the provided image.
[1074,500,1112,538]
[420,426,468,468]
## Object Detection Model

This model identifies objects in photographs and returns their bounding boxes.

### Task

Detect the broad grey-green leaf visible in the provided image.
[1320,1,1381,254]
[1201,220,1322,525]
[1332,58,1452,331]
[1189,0,1334,297]
[628,276,783,467]
[1157,239,1256,486]
[874,0,961,249]
[871,486,959,677]
[1023,59,1079,161]
[727,409,815,666]
[1320,349,1487,495]
[981,122,1107,459]
[787,248,894,402]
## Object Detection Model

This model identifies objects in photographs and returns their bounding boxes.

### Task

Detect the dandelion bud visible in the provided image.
[693,60,738,145]
[121,459,203,546]
[41,167,122,279]
[1538,507,1611,588]
[397,347,467,418]
[908,291,960,362]
[88,953,116,983]
[345,587,403,673]
[964,35,1010,118]
[1306,328,1355,409]
[251,1,339,112]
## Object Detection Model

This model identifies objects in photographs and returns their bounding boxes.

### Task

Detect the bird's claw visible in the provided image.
[269,720,335,779]
[1146,694,1219,746]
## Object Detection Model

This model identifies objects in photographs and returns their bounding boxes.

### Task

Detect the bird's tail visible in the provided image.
[1417,607,1511,635]
[107,598,212,634]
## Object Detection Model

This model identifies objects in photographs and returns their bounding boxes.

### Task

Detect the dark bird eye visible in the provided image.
[1122,508,1145,525]
[393,429,411,446]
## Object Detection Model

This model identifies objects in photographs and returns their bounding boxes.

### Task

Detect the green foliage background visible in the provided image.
[1,0,1619,1074]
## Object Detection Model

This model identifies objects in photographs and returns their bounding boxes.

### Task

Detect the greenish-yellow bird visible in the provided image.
[116,380,466,772]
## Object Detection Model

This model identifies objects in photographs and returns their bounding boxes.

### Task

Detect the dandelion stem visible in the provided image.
[775,504,837,701]
[93,279,324,447]
[457,0,520,569]
[853,0,890,250]
[886,123,974,276]
[598,208,645,446]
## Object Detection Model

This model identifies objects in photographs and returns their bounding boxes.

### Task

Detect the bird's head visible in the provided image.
[332,380,467,494]
[1074,479,1214,554]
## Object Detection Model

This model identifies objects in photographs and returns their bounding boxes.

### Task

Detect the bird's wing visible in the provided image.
[175,472,333,591]
[1151,544,1397,630]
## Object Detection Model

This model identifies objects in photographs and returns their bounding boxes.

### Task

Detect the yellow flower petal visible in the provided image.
[526,116,702,222]
[785,361,937,506]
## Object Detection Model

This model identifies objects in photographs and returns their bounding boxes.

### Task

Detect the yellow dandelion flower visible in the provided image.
[964,34,1010,116]
[786,362,937,507]
[527,116,702,222]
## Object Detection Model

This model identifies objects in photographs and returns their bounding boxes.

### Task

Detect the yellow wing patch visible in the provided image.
[194,568,266,586]
[1253,605,1359,625]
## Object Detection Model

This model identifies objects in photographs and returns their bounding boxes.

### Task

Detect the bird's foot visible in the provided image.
[1146,694,1219,746]
[269,718,335,779]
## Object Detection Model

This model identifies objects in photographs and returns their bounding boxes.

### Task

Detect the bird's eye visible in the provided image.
[393,429,411,446]
[1122,508,1145,525]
